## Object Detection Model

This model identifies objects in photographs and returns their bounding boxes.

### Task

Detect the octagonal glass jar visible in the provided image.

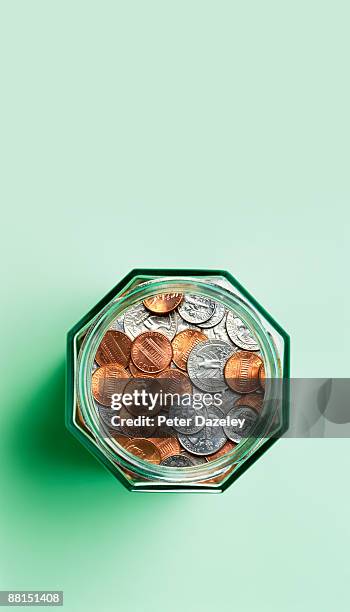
[66,269,290,492]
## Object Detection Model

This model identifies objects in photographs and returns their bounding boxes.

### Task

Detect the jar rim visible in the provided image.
[76,276,281,484]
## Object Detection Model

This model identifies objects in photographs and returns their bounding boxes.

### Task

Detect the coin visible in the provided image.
[205,315,236,346]
[118,406,156,437]
[111,434,131,447]
[226,312,259,351]
[124,303,177,340]
[259,363,265,388]
[96,404,124,433]
[124,438,161,464]
[108,315,125,332]
[180,451,207,465]
[235,392,264,412]
[178,294,216,324]
[172,329,207,371]
[131,331,173,374]
[198,302,226,329]
[149,437,181,460]
[156,368,192,395]
[144,293,183,314]
[187,339,235,392]
[95,330,132,367]
[129,361,154,377]
[122,377,162,416]
[205,440,237,462]
[91,365,129,406]
[223,406,259,443]
[219,387,242,415]
[169,400,205,435]
[161,454,194,467]
[224,351,263,393]
[178,406,227,455]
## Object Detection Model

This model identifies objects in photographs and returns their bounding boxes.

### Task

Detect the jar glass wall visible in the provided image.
[66,270,289,492]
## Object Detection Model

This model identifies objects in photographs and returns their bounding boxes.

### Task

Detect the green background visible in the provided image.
[1,2,348,611]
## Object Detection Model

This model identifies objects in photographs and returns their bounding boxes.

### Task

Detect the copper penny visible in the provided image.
[156,368,192,395]
[259,363,265,389]
[224,351,263,393]
[129,361,154,377]
[111,435,131,448]
[124,438,161,464]
[131,331,172,374]
[95,330,131,367]
[148,437,181,461]
[91,364,129,406]
[172,329,207,371]
[206,440,237,462]
[235,392,264,412]
[143,293,183,314]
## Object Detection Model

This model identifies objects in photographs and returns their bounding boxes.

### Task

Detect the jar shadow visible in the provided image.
[10,361,103,479]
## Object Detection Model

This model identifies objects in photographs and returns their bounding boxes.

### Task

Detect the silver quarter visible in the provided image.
[187,339,235,392]
[205,315,237,346]
[224,406,259,443]
[226,311,259,351]
[124,302,177,340]
[198,302,226,329]
[178,406,227,455]
[109,314,125,332]
[161,454,194,467]
[178,294,216,324]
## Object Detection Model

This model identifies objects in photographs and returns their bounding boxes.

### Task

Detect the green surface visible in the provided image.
[1,2,348,611]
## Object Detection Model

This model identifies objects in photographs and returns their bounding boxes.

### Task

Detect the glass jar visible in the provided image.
[66,269,290,492]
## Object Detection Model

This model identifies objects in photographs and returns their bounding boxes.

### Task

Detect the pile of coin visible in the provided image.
[91,292,266,469]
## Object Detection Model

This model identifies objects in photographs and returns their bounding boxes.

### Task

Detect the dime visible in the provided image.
[205,440,237,462]
[156,368,192,395]
[131,331,172,374]
[226,311,259,351]
[235,392,264,413]
[91,365,129,406]
[124,438,161,464]
[149,437,181,461]
[187,339,235,392]
[224,351,263,393]
[178,406,227,455]
[198,302,226,329]
[124,303,177,340]
[95,330,132,367]
[122,377,162,416]
[224,406,259,443]
[161,454,194,467]
[144,292,183,314]
[178,294,216,324]
[172,329,207,371]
